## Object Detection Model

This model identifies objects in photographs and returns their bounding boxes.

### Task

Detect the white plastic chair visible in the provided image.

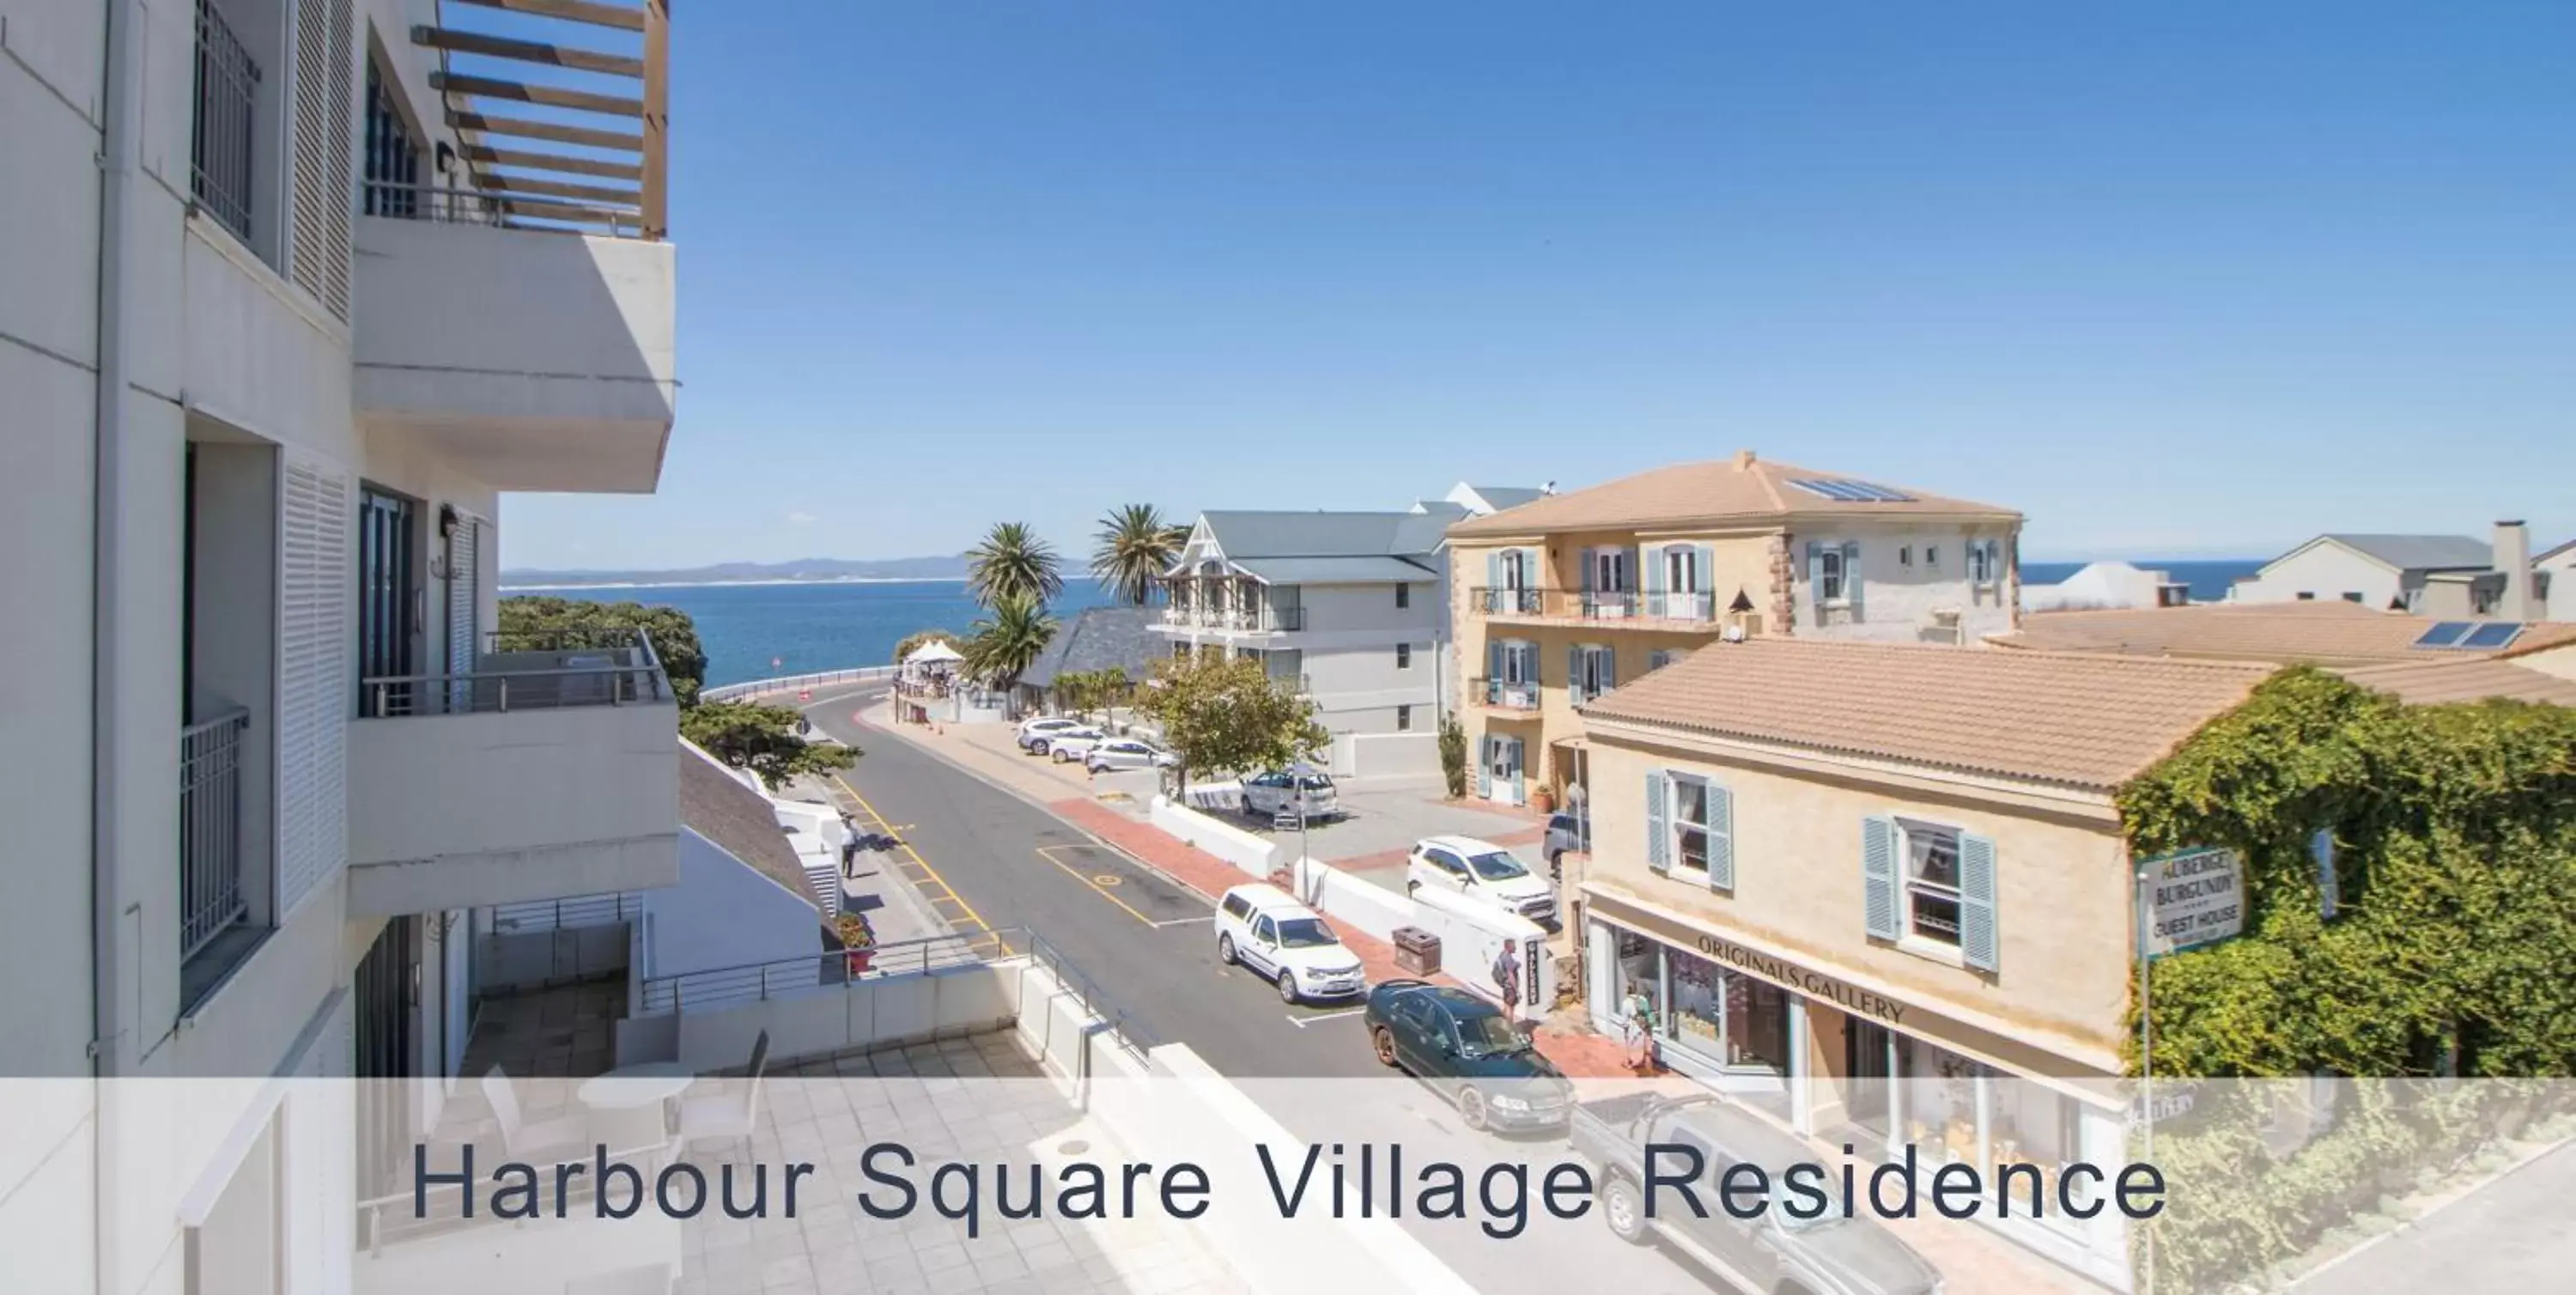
[482,1066,589,1160]
[677,1031,769,1161]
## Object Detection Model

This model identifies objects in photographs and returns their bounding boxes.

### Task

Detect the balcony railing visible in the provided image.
[191,0,260,242]
[360,179,651,240]
[1157,605,1303,632]
[1470,587,1719,623]
[1472,678,1542,711]
[361,628,671,718]
[179,707,252,960]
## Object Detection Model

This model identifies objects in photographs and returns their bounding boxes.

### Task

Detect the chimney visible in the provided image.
[2494,520,2532,622]
[1734,448,1758,471]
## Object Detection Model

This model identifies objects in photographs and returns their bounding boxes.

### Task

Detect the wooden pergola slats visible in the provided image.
[444,111,643,152]
[412,26,646,78]
[427,0,666,240]
[447,0,645,32]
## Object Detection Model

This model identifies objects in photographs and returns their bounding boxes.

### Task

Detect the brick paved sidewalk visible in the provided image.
[1048,799,1637,1079]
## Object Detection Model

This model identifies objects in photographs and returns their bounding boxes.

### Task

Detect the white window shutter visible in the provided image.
[287,0,355,318]
[278,453,352,916]
[1645,772,1670,872]
[1705,783,1734,892]
[1959,833,1999,971]
[1862,815,1899,939]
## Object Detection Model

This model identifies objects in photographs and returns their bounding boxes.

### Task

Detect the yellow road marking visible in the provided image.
[834,775,1006,952]
[1036,845,1157,927]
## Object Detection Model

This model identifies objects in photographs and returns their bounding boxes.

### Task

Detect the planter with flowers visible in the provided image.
[839,911,877,975]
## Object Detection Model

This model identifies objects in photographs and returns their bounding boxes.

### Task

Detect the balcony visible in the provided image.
[1471,678,1543,712]
[344,629,679,916]
[1470,587,1722,627]
[1157,605,1304,634]
[350,2,675,493]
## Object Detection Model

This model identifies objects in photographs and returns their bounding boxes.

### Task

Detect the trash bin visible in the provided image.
[1392,926,1442,976]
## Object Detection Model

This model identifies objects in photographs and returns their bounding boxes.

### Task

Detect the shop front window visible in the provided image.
[1667,947,1727,1059]
[1893,1037,2094,1235]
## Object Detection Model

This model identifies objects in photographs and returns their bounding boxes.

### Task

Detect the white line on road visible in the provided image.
[1286,1007,1368,1028]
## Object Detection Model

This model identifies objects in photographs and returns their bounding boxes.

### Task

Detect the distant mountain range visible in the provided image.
[501,555,969,588]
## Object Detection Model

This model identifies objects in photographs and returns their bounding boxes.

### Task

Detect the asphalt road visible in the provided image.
[796,686,1730,1294]
[2293,1138,2576,1295]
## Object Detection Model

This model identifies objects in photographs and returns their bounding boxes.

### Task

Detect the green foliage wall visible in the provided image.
[2118,666,2576,1079]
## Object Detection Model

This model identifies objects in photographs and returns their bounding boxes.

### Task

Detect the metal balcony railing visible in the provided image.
[1470,587,1719,623]
[1472,678,1542,711]
[1471,587,1546,616]
[360,179,651,240]
[179,707,252,960]
[191,0,260,242]
[361,628,671,718]
[1159,605,1303,632]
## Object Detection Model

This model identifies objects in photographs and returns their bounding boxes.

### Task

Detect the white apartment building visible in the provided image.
[3,0,676,1290]
[1154,485,1544,778]
[2231,523,2565,620]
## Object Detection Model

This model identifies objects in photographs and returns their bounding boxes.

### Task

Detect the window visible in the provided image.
[1592,548,1632,593]
[362,58,423,217]
[1966,540,1996,586]
[1899,545,1913,568]
[1396,642,1413,670]
[1648,649,1679,672]
[1817,548,1846,602]
[1899,818,1963,946]
[1396,583,1411,609]
[2341,592,2364,604]
[1672,777,1713,874]
[1665,545,1701,593]
[1253,915,1278,945]
[1925,545,1941,570]
[1395,705,1413,732]
[2296,592,2317,601]
[1221,894,1254,921]
[1425,848,1469,880]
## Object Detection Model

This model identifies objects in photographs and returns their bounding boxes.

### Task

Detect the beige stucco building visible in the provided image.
[1443,451,2023,812]
[1571,638,2279,1289]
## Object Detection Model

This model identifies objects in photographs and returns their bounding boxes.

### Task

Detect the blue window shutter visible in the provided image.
[1706,784,1734,891]
[1645,544,1668,595]
[1567,644,1584,706]
[1806,542,1826,627]
[1477,738,1493,799]
[2312,829,2339,921]
[1959,832,1998,970]
[1601,648,1616,690]
[1578,548,1595,593]
[1646,772,1670,872]
[1842,541,1864,623]
[1692,544,1715,617]
[1862,815,1899,939]
[1486,638,1503,683]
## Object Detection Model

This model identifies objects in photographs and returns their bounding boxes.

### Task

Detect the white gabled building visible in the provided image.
[3,0,677,1289]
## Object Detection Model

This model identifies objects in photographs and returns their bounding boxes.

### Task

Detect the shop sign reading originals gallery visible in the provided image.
[2141,846,2245,958]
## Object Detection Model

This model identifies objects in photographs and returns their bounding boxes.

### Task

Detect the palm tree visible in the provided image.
[964,521,1064,610]
[1091,504,1188,606]
[962,594,1057,690]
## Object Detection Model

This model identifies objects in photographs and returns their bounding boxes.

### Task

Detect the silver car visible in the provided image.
[1084,737,1176,773]
[1242,769,1338,819]
[1043,728,1109,763]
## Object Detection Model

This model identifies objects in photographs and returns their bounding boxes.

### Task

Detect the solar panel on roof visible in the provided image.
[2459,623,2524,650]
[2412,622,2476,648]
[1789,477,1917,503]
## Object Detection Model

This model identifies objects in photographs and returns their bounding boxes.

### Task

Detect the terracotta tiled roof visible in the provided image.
[1579,637,2272,791]
[1446,451,2020,538]
[1987,603,2576,666]
[2335,659,2576,707]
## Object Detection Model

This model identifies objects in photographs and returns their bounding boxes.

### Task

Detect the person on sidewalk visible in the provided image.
[1621,985,1657,1072]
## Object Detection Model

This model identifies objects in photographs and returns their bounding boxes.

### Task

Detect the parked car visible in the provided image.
[1570,1091,1941,1295]
[1363,979,1570,1132]
[1044,728,1110,763]
[1241,769,1339,820]
[1084,737,1177,773]
[1016,717,1090,752]
[1407,835,1559,929]
[1544,812,1584,874]
[1214,885,1368,1004]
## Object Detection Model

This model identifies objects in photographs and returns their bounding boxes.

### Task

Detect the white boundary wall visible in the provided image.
[1150,795,1289,877]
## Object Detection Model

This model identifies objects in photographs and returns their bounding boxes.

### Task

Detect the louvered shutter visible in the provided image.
[1807,543,1827,626]
[1566,644,1583,706]
[1705,783,1734,891]
[445,516,480,712]
[1959,833,1999,970]
[278,453,352,916]
[1477,737,1493,799]
[1644,544,1667,617]
[288,0,355,318]
[1692,544,1715,619]
[1645,772,1670,872]
[1862,815,1899,939]
[1599,647,1615,691]
[1842,541,1864,623]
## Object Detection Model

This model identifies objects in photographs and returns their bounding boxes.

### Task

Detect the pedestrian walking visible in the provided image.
[1621,984,1657,1072]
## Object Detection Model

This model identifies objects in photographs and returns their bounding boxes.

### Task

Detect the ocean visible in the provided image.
[2021,560,2263,604]
[508,578,1118,687]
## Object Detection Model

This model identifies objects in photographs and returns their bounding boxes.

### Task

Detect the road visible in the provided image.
[2293,1138,2576,1295]
[796,686,1731,1294]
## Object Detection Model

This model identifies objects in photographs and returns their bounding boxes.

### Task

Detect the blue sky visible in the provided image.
[502,2,2575,570]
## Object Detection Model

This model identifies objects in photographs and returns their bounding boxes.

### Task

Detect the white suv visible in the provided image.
[1406,836,1559,928]
[1214,884,1368,1005]
[1016,717,1088,753]
[1043,728,1109,763]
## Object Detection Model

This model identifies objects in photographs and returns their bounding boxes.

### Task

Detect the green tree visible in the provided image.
[1133,653,1328,789]
[1059,667,1133,721]
[961,593,1057,690]
[682,700,860,790]
[892,628,964,666]
[964,521,1064,610]
[1090,504,1188,606]
[1437,712,1468,799]
[498,595,707,707]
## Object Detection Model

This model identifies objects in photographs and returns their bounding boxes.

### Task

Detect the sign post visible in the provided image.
[2133,845,2241,1295]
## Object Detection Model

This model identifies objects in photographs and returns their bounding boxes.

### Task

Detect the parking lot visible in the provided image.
[1219,777,1550,893]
